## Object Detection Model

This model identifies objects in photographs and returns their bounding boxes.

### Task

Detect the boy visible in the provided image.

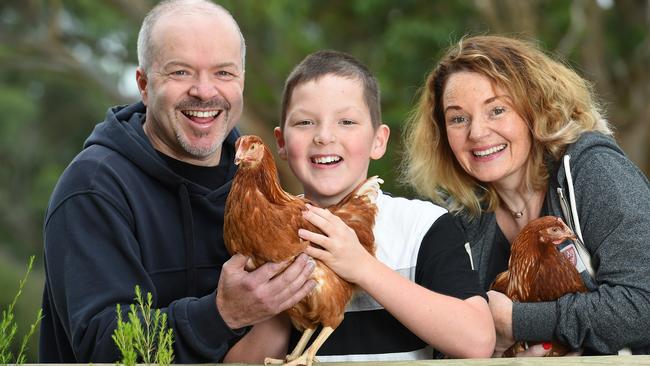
[225,50,494,361]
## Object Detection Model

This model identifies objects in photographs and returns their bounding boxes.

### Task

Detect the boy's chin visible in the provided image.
[305,187,349,207]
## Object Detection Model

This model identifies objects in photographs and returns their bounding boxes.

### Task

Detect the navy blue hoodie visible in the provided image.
[40,102,243,363]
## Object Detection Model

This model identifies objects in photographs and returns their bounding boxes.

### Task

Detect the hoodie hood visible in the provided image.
[552,131,623,187]
[84,102,240,194]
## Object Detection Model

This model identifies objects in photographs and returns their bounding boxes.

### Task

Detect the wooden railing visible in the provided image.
[25,356,650,365]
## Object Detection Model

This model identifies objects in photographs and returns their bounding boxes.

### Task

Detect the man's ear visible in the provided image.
[136,68,149,105]
[370,124,390,160]
[273,126,288,160]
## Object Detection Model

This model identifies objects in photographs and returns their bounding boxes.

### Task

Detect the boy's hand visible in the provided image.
[299,204,373,284]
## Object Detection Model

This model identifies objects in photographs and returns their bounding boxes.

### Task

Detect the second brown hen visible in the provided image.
[491,216,588,357]
[224,135,381,366]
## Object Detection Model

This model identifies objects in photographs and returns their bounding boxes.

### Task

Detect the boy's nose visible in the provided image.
[314,131,335,145]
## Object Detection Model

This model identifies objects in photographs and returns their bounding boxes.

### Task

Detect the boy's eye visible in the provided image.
[294,120,313,126]
[340,119,355,126]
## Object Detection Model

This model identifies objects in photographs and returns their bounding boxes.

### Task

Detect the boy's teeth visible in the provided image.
[184,110,219,118]
[312,156,341,164]
[474,144,506,157]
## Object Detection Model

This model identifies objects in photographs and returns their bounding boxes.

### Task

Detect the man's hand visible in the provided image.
[216,253,316,329]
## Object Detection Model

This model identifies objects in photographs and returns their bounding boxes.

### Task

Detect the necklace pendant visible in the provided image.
[512,211,524,219]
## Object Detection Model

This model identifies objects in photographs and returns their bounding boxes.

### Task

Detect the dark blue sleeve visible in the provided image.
[42,191,242,363]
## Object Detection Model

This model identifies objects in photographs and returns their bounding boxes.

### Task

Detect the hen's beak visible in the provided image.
[234,155,242,165]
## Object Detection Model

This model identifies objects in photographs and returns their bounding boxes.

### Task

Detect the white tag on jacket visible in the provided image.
[560,242,588,274]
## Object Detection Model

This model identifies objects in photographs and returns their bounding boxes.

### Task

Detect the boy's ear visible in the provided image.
[136,68,149,105]
[273,127,288,160]
[370,124,390,160]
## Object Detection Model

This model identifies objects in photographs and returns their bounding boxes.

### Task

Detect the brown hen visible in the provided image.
[491,216,588,357]
[223,135,380,366]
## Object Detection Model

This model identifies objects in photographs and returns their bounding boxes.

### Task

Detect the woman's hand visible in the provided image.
[299,204,375,284]
[487,290,517,356]
[488,290,560,357]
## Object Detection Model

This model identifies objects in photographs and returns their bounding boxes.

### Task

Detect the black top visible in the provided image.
[290,212,485,359]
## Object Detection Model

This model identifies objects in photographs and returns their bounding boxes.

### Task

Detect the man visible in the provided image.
[39,0,315,363]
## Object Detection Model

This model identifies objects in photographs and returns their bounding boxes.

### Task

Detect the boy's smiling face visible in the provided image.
[275,74,389,207]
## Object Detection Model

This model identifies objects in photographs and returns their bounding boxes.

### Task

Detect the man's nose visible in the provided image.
[188,75,220,100]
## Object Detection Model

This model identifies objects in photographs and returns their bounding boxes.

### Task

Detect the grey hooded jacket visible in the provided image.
[455,131,650,354]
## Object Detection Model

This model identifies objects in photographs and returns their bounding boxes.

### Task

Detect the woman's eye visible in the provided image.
[448,115,468,125]
[491,106,506,117]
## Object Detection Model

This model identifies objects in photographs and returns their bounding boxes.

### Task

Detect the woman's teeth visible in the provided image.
[473,144,506,157]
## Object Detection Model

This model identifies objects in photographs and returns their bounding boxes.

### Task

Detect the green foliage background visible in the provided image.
[0,0,647,362]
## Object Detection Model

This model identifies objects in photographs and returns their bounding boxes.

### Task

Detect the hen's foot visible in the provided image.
[264,357,285,365]
[283,354,319,366]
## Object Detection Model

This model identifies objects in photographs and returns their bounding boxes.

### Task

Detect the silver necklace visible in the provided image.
[502,192,537,219]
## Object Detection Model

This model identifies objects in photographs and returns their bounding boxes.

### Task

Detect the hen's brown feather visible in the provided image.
[224,135,379,341]
[491,216,587,357]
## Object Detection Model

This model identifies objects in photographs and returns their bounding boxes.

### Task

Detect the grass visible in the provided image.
[112,285,174,366]
[0,255,43,364]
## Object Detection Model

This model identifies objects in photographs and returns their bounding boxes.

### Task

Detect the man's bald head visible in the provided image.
[136,0,246,74]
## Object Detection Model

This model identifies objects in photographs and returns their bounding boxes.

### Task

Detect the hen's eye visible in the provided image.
[551,227,559,232]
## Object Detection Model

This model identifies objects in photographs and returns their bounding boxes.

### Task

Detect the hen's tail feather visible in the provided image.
[355,176,383,204]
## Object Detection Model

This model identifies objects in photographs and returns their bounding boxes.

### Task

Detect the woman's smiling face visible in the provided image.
[443,71,532,187]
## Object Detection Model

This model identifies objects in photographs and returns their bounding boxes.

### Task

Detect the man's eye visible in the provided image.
[171,70,189,76]
[217,71,235,79]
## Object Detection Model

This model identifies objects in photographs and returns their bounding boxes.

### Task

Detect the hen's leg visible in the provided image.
[264,328,315,365]
[284,326,334,366]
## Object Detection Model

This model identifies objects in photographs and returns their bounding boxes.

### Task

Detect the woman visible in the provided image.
[402,35,650,356]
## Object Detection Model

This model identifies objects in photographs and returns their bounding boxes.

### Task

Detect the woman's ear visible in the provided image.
[370,124,390,160]
[273,127,288,160]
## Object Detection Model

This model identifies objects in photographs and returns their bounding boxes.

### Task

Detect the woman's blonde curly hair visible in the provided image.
[401,35,612,217]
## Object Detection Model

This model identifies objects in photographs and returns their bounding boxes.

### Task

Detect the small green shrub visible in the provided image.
[0,255,43,364]
[112,285,174,366]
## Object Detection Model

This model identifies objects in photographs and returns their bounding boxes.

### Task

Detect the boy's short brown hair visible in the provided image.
[280,50,381,128]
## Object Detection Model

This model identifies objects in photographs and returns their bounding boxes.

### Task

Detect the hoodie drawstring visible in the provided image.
[178,183,197,297]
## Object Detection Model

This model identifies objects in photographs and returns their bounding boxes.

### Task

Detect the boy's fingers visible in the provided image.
[302,208,331,231]
[304,245,328,260]
[298,229,329,247]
